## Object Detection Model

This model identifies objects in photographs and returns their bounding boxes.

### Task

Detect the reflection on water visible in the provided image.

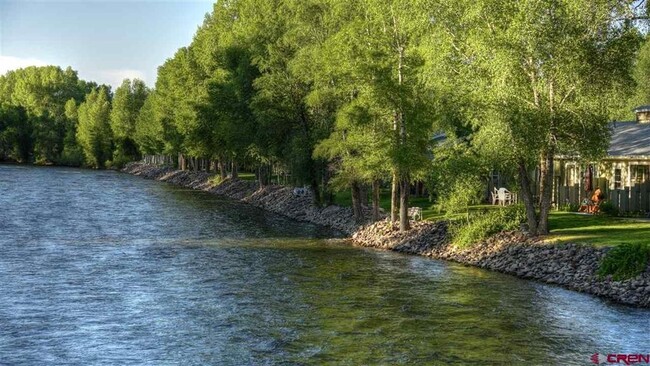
[0,165,648,365]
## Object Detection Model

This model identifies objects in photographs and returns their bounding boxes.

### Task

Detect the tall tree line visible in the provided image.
[0,66,149,168]
[2,0,648,233]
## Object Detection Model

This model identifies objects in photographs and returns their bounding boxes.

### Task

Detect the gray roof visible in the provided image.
[608,122,650,158]
[633,105,650,113]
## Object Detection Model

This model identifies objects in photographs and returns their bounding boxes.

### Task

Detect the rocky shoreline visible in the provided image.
[122,162,372,235]
[123,162,650,308]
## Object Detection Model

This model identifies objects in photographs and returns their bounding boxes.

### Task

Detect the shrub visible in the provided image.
[597,243,650,281]
[598,201,619,217]
[450,205,526,248]
[559,202,580,212]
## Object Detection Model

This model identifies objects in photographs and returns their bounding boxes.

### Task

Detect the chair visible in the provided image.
[491,187,499,205]
[498,188,512,206]
[408,207,423,221]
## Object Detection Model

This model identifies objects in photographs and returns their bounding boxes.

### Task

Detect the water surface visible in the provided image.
[0,165,648,365]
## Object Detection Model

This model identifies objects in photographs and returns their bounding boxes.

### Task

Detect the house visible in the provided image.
[555,106,650,212]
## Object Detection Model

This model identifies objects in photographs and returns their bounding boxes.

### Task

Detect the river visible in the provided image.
[0,165,648,365]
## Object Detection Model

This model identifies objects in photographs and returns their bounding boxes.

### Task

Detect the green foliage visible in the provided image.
[110,79,148,166]
[454,0,644,235]
[432,138,489,215]
[0,104,31,162]
[598,243,650,281]
[598,201,619,217]
[77,87,113,168]
[450,205,526,248]
[0,66,95,164]
[134,92,165,155]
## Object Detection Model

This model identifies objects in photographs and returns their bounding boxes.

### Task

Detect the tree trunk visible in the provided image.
[323,165,334,205]
[372,179,381,222]
[231,161,238,179]
[310,163,321,206]
[351,181,364,224]
[518,159,538,235]
[537,149,555,235]
[391,170,399,222]
[218,159,227,180]
[360,185,368,207]
[399,177,410,231]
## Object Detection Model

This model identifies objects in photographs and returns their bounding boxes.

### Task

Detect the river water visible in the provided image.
[0,165,648,365]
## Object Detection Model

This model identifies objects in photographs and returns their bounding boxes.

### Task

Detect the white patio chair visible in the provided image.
[498,188,512,206]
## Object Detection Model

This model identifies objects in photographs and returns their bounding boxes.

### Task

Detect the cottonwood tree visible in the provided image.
[77,87,113,168]
[459,0,645,235]
[110,78,149,166]
[0,66,92,163]
[313,0,439,230]
[134,92,166,156]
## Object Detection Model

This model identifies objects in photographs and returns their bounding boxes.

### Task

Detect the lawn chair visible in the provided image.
[408,207,423,221]
[491,187,499,205]
[497,188,512,206]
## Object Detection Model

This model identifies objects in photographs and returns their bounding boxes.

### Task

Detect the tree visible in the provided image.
[110,78,149,166]
[458,0,644,235]
[0,103,31,162]
[631,36,650,115]
[59,98,84,166]
[134,92,165,155]
[77,87,113,168]
[311,0,439,230]
[0,65,93,164]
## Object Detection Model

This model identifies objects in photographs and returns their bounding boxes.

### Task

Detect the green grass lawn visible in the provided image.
[237,172,257,181]
[333,189,500,221]
[334,189,650,246]
[546,212,650,247]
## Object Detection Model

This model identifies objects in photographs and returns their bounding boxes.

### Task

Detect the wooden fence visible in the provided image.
[557,181,650,213]
[608,183,650,213]
[142,154,174,167]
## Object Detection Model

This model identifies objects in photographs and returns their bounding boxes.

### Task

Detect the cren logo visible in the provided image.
[591,353,650,365]
[592,353,605,364]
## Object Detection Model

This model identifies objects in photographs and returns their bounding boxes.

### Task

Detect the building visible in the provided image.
[556,106,650,212]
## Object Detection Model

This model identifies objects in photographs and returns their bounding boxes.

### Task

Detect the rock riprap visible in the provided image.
[123,162,650,308]
[353,219,650,307]
[122,162,375,235]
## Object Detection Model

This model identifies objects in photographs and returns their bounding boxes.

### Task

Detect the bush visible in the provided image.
[598,243,650,281]
[598,201,619,217]
[450,205,526,248]
[559,202,580,212]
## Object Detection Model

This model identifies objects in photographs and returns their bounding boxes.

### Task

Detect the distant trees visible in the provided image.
[0,103,31,162]
[0,65,151,168]
[0,66,93,164]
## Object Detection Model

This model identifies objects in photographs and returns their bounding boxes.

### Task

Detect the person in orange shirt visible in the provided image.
[589,187,602,213]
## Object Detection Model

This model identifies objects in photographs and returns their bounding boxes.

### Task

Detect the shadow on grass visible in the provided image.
[547,212,650,246]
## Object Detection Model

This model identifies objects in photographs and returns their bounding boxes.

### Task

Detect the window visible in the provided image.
[491,171,500,187]
[614,168,622,189]
[632,165,649,185]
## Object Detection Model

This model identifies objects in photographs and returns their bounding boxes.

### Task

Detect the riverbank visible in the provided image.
[122,162,373,235]
[123,162,650,308]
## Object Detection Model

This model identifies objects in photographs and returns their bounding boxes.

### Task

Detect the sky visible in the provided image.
[0,0,214,89]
